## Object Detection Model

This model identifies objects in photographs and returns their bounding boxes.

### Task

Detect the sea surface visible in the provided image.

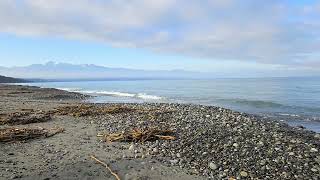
[24,77,320,132]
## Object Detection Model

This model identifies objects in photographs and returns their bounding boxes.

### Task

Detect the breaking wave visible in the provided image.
[56,87,82,91]
[59,88,163,100]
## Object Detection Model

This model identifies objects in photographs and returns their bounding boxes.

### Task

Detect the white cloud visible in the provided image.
[0,0,319,67]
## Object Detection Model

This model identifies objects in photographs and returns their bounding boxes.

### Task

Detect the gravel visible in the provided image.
[93,103,320,179]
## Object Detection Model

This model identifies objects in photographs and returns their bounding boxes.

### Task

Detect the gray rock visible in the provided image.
[209,162,217,170]
[128,144,135,151]
[232,143,239,147]
[170,159,179,164]
[260,160,266,166]
[240,171,248,177]
[311,168,318,172]
[152,147,159,153]
[310,148,318,153]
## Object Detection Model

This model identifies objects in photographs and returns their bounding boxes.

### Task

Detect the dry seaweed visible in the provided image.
[51,104,135,117]
[0,111,52,125]
[7,91,33,95]
[51,104,176,119]
[0,127,64,143]
[98,128,175,142]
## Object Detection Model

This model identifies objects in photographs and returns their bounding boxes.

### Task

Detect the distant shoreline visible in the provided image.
[14,75,320,83]
[0,75,30,83]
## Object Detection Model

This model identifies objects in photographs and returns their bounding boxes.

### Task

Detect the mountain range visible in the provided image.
[0,62,210,81]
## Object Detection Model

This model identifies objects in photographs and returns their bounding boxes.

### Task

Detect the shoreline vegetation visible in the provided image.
[0,84,319,179]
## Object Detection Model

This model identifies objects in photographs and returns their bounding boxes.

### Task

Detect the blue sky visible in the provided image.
[0,33,220,71]
[0,0,319,77]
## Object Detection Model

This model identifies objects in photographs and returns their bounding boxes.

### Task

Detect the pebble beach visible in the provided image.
[0,84,319,179]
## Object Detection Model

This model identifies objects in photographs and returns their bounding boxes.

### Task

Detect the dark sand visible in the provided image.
[0,85,203,180]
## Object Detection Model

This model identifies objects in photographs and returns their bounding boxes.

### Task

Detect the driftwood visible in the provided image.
[0,127,64,142]
[50,104,176,118]
[98,128,175,142]
[0,111,52,125]
[90,155,121,180]
[51,105,135,117]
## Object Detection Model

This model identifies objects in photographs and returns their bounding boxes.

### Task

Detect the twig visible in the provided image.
[90,155,121,180]
[154,135,176,140]
[46,127,65,137]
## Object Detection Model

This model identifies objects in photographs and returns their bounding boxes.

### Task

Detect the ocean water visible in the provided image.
[24,77,320,132]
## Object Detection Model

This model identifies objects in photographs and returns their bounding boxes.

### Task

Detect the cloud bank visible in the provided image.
[0,0,319,67]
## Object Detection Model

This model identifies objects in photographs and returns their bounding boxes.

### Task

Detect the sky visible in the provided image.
[0,0,320,77]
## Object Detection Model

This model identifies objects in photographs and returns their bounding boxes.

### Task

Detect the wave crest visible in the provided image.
[136,93,163,100]
[60,88,163,100]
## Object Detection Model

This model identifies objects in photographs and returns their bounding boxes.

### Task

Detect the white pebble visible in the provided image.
[128,144,135,151]
[310,148,318,153]
[233,143,239,147]
[209,162,217,170]
[240,171,248,177]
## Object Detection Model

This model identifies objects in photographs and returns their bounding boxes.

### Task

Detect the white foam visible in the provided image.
[94,91,136,97]
[74,90,97,94]
[56,87,82,91]
[136,93,163,100]
[279,113,300,117]
[60,88,163,100]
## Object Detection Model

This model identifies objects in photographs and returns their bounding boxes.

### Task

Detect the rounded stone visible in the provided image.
[169,159,179,164]
[209,162,218,170]
[310,148,318,153]
[202,152,208,156]
[240,171,248,177]
[311,168,318,172]
[260,160,266,166]
[233,143,239,147]
[128,144,135,151]
[152,148,159,153]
